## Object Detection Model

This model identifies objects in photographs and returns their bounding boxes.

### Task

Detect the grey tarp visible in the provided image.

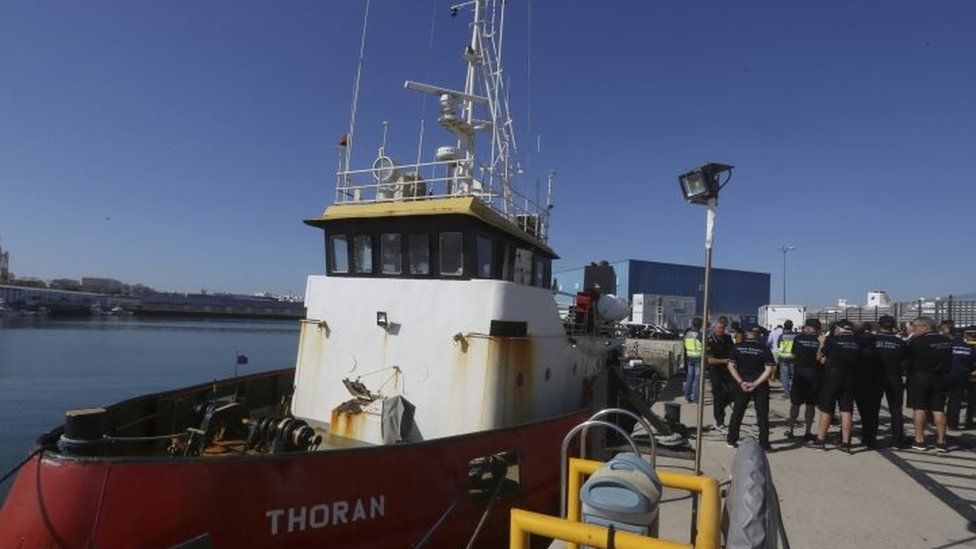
[726,437,783,549]
[380,395,416,445]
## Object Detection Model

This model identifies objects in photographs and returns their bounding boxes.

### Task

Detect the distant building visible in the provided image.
[866,291,892,308]
[10,277,47,289]
[81,277,125,295]
[556,259,770,326]
[50,278,82,291]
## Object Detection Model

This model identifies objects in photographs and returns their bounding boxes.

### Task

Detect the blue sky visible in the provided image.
[1,1,974,307]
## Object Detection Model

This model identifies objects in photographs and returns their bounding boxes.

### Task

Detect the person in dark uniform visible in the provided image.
[873,315,909,447]
[815,319,861,453]
[907,317,952,452]
[730,320,744,345]
[726,325,776,451]
[964,328,976,429]
[944,324,976,430]
[853,323,884,447]
[706,319,735,433]
[785,319,823,442]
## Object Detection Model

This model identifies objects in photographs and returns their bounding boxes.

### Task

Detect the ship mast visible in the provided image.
[337,0,550,241]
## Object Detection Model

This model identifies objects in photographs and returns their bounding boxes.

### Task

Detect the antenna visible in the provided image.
[546,170,555,209]
[379,121,390,155]
[343,0,372,178]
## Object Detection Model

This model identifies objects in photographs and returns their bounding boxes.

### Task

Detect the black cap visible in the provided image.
[836,319,854,331]
[805,318,822,330]
[878,315,896,329]
[783,320,794,330]
[745,323,762,333]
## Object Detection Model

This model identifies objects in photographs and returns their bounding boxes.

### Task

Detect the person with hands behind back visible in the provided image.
[726,324,777,452]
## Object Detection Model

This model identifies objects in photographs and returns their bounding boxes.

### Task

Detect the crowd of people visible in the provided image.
[683,315,976,453]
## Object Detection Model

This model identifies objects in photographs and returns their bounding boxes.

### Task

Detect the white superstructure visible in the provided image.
[290,0,616,446]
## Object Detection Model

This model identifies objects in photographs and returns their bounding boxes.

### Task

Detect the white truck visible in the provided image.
[758,305,807,331]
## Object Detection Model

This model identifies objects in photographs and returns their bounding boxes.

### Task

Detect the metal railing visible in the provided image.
[334,159,551,241]
[810,298,976,327]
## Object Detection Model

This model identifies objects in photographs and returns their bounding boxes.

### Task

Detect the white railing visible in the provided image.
[335,159,551,242]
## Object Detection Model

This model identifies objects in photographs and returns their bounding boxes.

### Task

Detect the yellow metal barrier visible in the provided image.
[510,509,692,549]
[547,457,720,549]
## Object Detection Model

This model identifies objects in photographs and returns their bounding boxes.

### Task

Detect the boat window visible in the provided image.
[330,235,349,273]
[439,232,463,276]
[353,235,373,273]
[408,234,430,275]
[514,248,533,285]
[501,243,514,281]
[533,256,545,287]
[381,234,402,274]
[476,236,494,278]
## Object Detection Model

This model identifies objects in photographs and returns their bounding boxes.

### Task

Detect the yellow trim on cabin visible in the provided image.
[305,196,557,258]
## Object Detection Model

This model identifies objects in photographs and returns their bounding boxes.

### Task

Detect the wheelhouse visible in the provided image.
[305,196,557,288]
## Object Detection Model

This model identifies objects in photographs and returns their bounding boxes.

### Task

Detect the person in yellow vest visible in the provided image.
[683,317,704,403]
[777,320,797,398]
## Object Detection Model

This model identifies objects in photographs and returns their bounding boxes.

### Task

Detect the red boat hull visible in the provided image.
[0,411,587,547]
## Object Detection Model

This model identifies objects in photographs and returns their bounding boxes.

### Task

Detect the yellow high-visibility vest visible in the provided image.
[778,333,796,359]
[684,330,703,358]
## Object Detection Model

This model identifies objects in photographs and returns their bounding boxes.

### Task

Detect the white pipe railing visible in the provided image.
[334,159,551,241]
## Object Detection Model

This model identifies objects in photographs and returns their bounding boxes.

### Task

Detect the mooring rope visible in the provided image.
[0,448,42,486]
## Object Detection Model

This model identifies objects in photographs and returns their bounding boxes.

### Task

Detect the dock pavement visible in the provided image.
[649,379,976,548]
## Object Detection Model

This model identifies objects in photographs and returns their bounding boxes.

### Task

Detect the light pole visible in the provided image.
[779,245,796,304]
[678,162,733,542]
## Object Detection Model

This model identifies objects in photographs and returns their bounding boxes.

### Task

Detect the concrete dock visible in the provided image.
[648,381,976,548]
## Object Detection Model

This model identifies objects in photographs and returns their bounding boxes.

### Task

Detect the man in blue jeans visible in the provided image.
[777,320,797,398]
[684,317,704,403]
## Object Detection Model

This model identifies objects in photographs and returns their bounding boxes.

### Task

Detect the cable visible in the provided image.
[0,448,42,486]
[526,0,532,142]
[464,469,507,549]
[415,0,440,168]
[345,0,372,176]
[717,169,734,191]
[103,432,189,442]
[414,499,459,547]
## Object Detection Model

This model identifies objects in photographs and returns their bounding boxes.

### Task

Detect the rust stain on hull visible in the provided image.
[329,408,369,441]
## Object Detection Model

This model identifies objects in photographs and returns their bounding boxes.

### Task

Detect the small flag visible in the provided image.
[236,352,249,366]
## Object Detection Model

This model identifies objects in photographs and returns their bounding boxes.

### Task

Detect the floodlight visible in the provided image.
[678,162,734,205]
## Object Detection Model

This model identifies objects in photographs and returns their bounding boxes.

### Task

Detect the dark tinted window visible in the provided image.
[514,248,533,285]
[353,235,373,273]
[533,256,544,287]
[330,235,348,273]
[439,232,463,276]
[381,234,402,274]
[408,234,430,275]
[476,236,494,278]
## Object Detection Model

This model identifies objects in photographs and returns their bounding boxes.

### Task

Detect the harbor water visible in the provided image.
[0,316,299,501]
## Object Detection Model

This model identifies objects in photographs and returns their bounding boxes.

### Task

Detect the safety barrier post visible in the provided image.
[510,509,692,549]
[564,458,720,549]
